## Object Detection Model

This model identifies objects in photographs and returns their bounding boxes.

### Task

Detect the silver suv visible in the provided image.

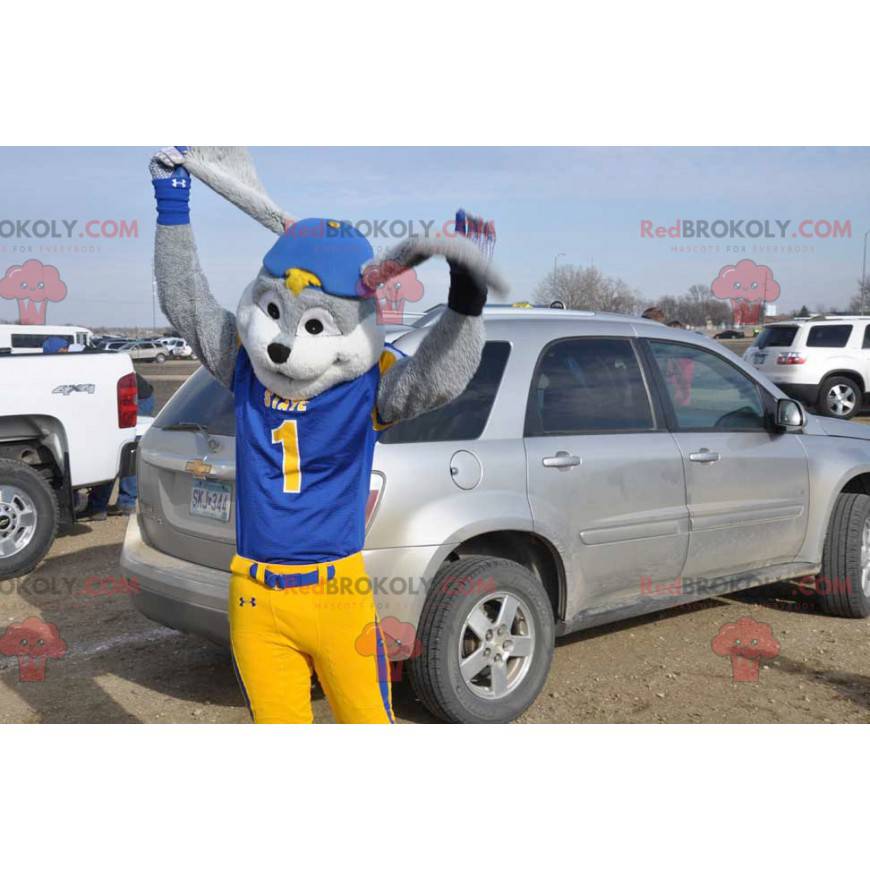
[122,309,870,722]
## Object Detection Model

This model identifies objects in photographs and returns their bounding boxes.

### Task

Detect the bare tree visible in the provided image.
[655,285,731,328]
[848,278,870,314]
[534,265,644,315]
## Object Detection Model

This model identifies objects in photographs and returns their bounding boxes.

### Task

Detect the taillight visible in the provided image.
[117,372,138,428]
[365,473,385,530]
[776,352,806,365]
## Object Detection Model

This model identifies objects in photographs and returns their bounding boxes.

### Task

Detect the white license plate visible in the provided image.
[753,352,767,365]
[190,479,232,523]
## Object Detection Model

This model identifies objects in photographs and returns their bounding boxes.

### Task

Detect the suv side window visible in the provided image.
[380,341,511,444]
[525,337,654,436]
[648,341,765,431]
[863,325,870,349]
[807,324,853,347]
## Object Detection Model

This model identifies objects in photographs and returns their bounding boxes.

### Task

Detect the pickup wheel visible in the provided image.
[818,375,861,419]
[817,492,870,618]
[0,458,59,581]
[409,556,555,723]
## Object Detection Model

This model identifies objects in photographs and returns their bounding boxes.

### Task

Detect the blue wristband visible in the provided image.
[153,166,191,226]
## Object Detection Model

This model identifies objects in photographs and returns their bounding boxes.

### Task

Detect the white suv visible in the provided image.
[744,317,870,419]
[158,337,193,358]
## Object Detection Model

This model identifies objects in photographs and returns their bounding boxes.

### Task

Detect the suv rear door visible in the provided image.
[523,336,689,617]
[644,338,809,579]
[745,323,802,375]
[137,368,237,570]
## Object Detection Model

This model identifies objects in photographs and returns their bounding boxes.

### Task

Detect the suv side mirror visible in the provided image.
[776,398,806,432]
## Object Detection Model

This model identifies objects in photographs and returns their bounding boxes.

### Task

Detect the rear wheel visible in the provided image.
[409,556,555,723]
[0,458,59,581]
[818,375,861,419]
[817,492,870,618]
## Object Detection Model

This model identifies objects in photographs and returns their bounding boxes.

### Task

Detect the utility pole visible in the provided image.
[862,230,870,316]
[152,274,157,331]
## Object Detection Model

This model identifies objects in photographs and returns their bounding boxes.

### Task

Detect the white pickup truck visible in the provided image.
[0,351,140,579]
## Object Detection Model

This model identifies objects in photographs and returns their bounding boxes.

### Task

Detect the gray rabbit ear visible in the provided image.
[183,146,294,235]
[375,235,511,298]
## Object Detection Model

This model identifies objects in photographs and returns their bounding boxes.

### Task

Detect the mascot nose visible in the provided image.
[267,342,291,364]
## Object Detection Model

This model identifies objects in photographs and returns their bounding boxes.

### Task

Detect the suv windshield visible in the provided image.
[154,366,236,436]
[754,325,799,349]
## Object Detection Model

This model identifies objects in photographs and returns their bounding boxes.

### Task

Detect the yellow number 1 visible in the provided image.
[271,420,301,493]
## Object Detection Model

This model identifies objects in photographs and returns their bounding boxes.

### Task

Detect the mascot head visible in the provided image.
[236,218,382,400]
[180,147,512,401]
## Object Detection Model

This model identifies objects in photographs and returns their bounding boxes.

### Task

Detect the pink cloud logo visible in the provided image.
[711,616,780,683]
[711,259,780,326]
[0,259,68,325]
[362,260,425,325]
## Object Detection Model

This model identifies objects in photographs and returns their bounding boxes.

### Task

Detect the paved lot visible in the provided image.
[1,354,869,723]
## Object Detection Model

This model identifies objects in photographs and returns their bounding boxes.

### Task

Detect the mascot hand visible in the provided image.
[150,146,191,226]
[447,259,488,317]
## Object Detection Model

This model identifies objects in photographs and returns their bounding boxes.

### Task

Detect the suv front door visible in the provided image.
[644,339,810,580]
[523,336,689,618]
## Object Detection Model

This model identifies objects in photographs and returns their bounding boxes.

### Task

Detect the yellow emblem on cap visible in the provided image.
[284,268,322,296]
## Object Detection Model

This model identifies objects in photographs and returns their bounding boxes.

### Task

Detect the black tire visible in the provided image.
[0,458,59,581]
[818,375,861,420]
[409,556,555,723]
[817,492,870,618]
[155,353,167,364]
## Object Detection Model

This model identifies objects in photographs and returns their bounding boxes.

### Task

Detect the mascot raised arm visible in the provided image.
[149,146,509,723]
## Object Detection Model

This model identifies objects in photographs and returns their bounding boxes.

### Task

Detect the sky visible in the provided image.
[1,146,869,328]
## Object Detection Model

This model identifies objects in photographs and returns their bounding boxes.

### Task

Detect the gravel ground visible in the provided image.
[1,517,869,724]
[1,353,868,723]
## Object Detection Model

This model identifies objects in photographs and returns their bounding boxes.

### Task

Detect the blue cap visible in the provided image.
[42,337,69,354]
[262,218,374,299]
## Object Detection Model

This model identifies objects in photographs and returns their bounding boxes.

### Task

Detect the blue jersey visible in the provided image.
[232,345,400,565]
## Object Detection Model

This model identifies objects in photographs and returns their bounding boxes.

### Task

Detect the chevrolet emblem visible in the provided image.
[185,459,213,478]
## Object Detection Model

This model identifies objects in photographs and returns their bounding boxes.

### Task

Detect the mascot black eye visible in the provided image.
[267,302,280,319]
[305,319,324,335]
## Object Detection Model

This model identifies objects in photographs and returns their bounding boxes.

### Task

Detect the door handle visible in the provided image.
[689,449,720,463]
[542,451,581,470]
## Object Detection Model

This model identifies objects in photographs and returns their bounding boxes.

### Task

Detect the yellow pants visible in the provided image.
[229,552,394,724]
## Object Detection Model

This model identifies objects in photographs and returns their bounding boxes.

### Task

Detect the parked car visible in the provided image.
[1,350,138,578]
[122,310,870,722]
[714,329,745,340]
[157,337,194,358]
[118,340,168,363]
[743,316,870,419]
[97,339,129,351]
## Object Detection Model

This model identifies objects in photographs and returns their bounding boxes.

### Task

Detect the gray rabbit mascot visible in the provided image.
[149,146,508,723]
